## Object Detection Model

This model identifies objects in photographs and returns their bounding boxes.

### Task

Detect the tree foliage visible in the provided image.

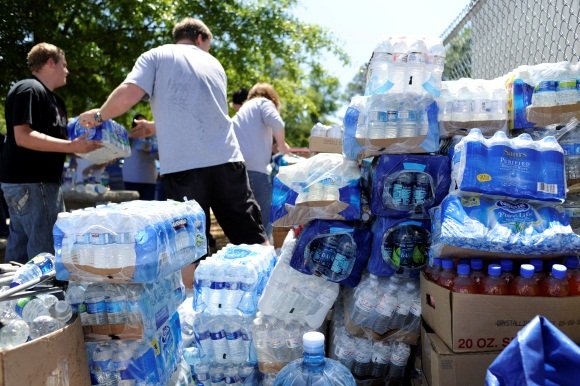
[0,0,349,145]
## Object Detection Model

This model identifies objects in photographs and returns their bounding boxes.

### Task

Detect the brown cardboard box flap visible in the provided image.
[0,316,90,386]
[309,136,343,154]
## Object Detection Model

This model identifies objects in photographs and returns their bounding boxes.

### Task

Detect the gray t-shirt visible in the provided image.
[232,97,284,174]
[124,44,243,174]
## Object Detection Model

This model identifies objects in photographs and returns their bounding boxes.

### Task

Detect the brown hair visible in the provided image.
[248,83,281,110]
[27,43,65,72]
[172,18,212,43]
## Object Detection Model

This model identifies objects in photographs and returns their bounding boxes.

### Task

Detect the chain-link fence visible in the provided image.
[441,0,580,80]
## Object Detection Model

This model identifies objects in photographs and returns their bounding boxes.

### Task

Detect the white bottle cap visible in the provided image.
[302,331,325,353]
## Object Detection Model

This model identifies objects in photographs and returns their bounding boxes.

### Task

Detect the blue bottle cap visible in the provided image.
[442,259,454,270]
[471,258,483,270]
[564,256,579,270]
[520,264,535,278]
[457,263,470,276]
[488,264,502,277]
[551,264,567,280]
[529,259,543,272]
[500,259,513,272]
[433,258,442,267]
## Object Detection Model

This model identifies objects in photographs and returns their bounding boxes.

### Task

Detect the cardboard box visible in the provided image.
[420,272,580,353]
[356,135,433,158]
[421,323,498,386]
[0,315,90,386]
[272,226,292,249]
[309,136,343,154]
[526,103,580,127]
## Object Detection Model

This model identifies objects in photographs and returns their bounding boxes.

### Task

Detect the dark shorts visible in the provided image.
[163,162,267,248]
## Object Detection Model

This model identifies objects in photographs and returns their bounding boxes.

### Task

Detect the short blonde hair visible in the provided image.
[248,83,281,110]
[172,18,212,43]
[27,43,65,72]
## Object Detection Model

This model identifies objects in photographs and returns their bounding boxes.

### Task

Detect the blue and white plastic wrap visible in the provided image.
[193,244,277,315]
[54,199,207,283]
[370,154,451,218]
[430,192,580,257]
[342,95,440,160]
[271,153,361,226]
[68,117,131,164]
[290,220,372,288]
[451,129,566,202]
[368,217,431,277]
[85,311,182,386]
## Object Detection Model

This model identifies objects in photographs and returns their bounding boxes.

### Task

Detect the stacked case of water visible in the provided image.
[54,199,207,283]
[67,270,185,340]
[328,288,415,383]
[290,219,373,288]
[270,153,362,227]
[370,154,451,218]
[451,129,566,203]
[507,61,580,128]
[257,237,339,329]
[193,243,276,315]
[68,117,132,164]
[430,191,580,258]
[85,311,183,386]
[437,77,508,136]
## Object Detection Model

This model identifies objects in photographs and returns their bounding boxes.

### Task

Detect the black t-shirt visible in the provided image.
[0,76,68,183]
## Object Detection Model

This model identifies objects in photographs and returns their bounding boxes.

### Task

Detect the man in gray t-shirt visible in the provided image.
[79,18,268,282]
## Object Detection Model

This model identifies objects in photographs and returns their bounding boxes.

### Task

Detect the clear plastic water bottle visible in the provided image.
[349,274,380,326]
[560,125,580,181]
[413,172,432,206]
[273,331,356,386]
[105,285,127,324]
[210,318,229,362]
[209,363,226,385]
[453,85,474,122]
[15,296,51,323]
[406,37,427,95]
[10,252,55,288]
[195,362,211,385]
[386,342,411,382]
[372,282,399,334]
[391,172,414,208]
[366,94,398,139]
[390,36,409,94]
[388,281,416,330]
[365,39,394,95]
[49,300,73,324]
[397,105,418,138]
[371,340,393,378]
[84,283,108,325]
[29,315,64,340]
[0,319,30,349]
[351,338,373,378]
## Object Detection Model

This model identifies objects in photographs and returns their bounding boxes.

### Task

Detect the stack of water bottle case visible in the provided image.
[53,199,208,385]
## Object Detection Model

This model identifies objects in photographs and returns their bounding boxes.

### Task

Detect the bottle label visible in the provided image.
[355,295,376,313]
[286,337,301,349]
[409,300,421,316]
[561,143,580,157]
[375,296,396,316]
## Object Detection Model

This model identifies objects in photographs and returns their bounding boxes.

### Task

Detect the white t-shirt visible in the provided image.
[123,44,243,174]
[232,97,284,174]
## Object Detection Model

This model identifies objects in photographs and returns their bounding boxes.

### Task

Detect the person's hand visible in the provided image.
[277,141,291,154]
[70,132,103,154]
[78,108,101,128]
[129,119,156,138]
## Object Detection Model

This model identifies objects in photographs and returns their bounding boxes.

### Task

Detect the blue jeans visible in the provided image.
[1,183,64,263]
[248,171,272,238]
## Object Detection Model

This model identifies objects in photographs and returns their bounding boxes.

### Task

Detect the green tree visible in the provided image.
[0,0,349,145]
